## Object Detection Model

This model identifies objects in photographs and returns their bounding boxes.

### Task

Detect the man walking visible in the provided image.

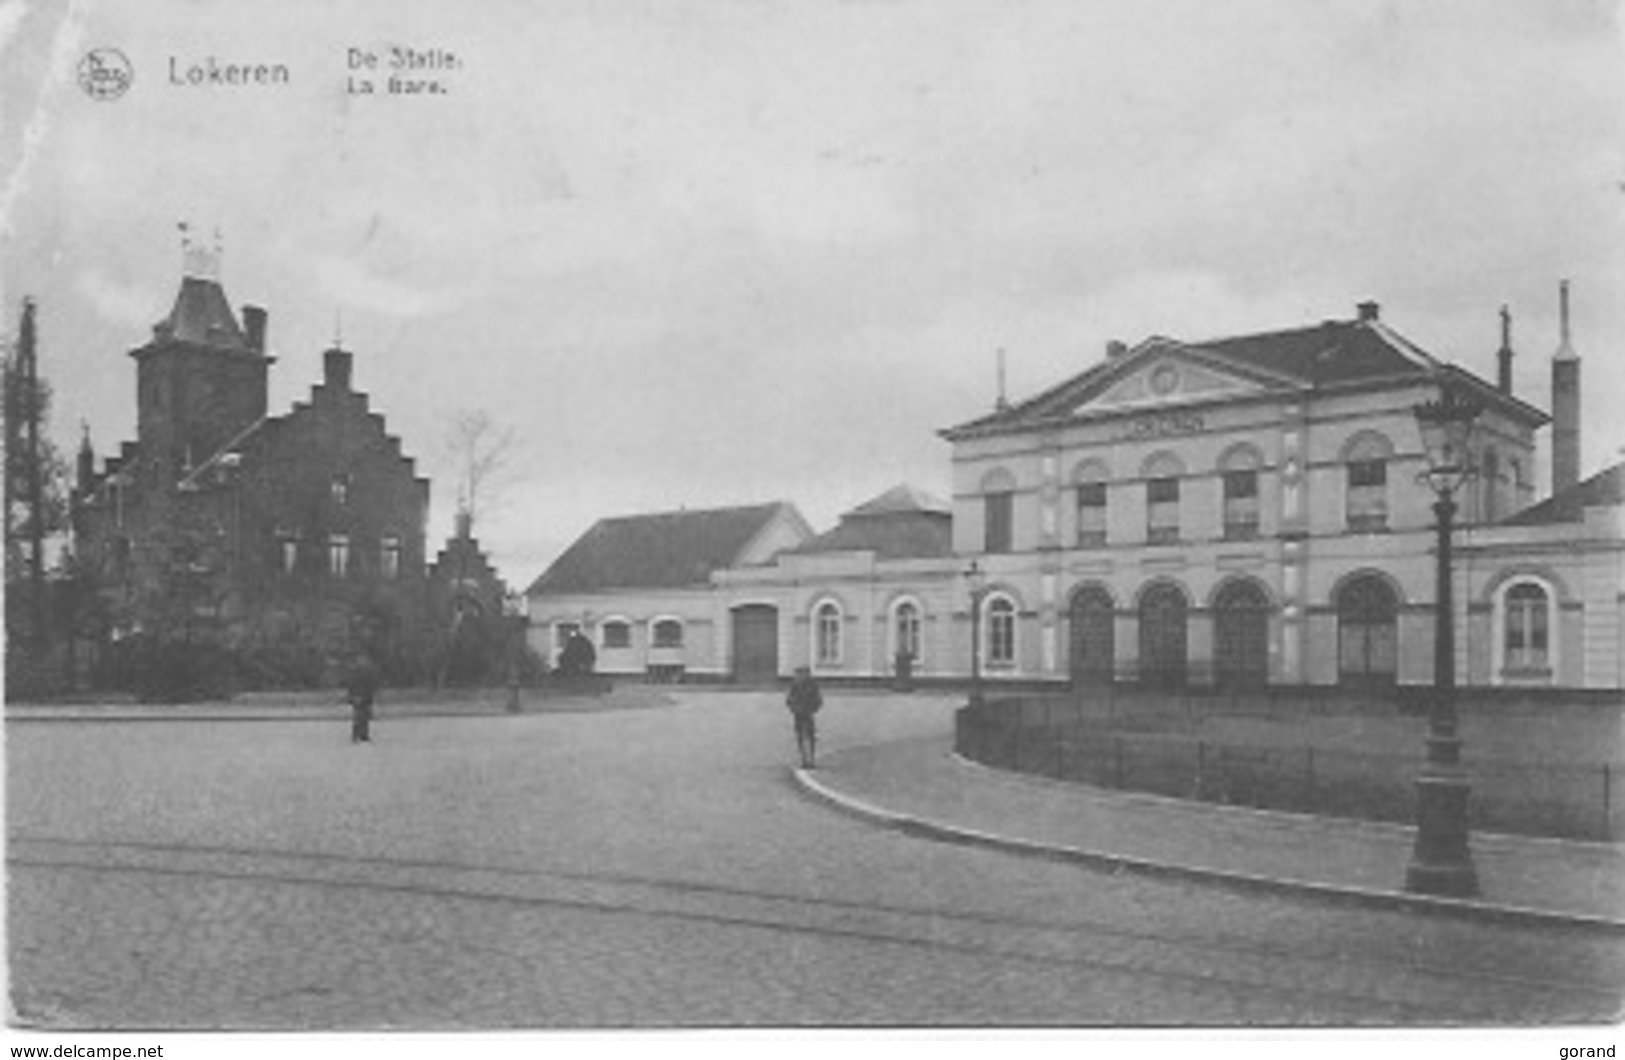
[786,665,822,769]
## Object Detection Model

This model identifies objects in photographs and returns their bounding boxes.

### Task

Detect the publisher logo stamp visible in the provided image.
[78,48,134,100]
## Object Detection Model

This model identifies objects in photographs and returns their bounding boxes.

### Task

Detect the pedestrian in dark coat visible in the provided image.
[786,666,823,769]
[345,653,380,743]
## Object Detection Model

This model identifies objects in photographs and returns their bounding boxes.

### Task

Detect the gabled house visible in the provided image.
[70,255,435,684]
[525,502,812,681]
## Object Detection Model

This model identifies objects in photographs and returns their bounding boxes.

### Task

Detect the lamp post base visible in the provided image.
[1405,769,1478,898]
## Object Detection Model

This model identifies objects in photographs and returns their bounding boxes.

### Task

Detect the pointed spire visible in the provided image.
[76,420,96,492]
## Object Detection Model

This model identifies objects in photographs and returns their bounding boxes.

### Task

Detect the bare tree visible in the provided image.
[443,408,519,530]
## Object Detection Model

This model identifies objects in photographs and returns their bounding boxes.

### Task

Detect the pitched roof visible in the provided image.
[944,311,1545,439]
[528,502,793,595]
[151,276,250,351]
[1500,463,1624,526]
[792,484,953,560]
[846,483,951,517]
[792,513,953,560]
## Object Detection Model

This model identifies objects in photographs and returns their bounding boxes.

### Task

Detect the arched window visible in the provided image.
[1343,432,1393,532]
[1143,452,1184,545]
[815,601,843,667]
[600,619,632,650]
[1219,445,1262,540]
[987,596,1017,668]
[1074,461,1109,548]
[893,599,921,662]
[1503,582,1550,673]
[652,618,684,649]
[1335,573,1398,688]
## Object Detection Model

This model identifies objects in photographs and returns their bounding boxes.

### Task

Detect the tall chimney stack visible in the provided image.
[242,305,267,354]
[1496,304,1513,395]
[324,346,353,392]
[1551,280,1581,496]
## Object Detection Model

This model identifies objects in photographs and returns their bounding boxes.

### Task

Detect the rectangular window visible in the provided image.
[1223,470,1259,540]
[1076,482,1107,547]
[1347,460,1388,532]
[602,622,631,649]
[328,534,350,577]
[984,492,1013,553]
[380,536,402,579]
[1147,477,1180,545]
[279,536,298,575]
[556,623,580,650]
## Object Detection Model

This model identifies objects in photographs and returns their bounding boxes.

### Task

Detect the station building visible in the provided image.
[526,294,1622,694]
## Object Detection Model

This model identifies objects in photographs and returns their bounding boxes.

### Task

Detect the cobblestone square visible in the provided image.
[8,691,1623,1028]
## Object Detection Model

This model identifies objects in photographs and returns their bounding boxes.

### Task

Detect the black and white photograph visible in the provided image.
[2,0,1623,1051]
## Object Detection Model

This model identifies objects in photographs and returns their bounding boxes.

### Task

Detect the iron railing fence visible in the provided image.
[955,697,1622,842]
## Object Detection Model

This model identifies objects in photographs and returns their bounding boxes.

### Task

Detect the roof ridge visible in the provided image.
[597,500,784,524]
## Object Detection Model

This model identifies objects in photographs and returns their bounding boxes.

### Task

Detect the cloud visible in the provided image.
[75,266,158,328]
[0,1,28,58]
[308,252,470,320]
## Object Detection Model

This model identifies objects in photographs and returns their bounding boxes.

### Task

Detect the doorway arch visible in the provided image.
[1335,573,1398,690]
[1068,584,1115,686]
[1213,578,1270,690]
[1137,581,1188,689]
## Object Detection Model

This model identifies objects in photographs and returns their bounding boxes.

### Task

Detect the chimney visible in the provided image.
[995,348,1009,412]
[1551,280,1581,495]
[1496,304,1513,395]
[1106,340,1129,360]
[1357,300,1380,322]
[242,305,267,353]
[455,507,473,540]
[324,346,353,392]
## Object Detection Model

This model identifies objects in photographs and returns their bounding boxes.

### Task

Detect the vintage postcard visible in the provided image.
[2,0,1622,1053]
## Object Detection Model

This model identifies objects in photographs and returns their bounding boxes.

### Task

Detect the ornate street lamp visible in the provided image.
[965,560,987,707]
[1405,386,1482,897]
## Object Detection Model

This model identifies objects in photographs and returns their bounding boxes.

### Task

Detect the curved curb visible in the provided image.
[946,751,1625,857]
[791,766,1625,934]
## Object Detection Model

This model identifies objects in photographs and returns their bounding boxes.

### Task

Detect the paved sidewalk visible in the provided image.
[798,734,1625,929]
[4,685,675,723]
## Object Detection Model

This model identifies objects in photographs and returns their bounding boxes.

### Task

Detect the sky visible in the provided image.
[2,0,1622,589]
